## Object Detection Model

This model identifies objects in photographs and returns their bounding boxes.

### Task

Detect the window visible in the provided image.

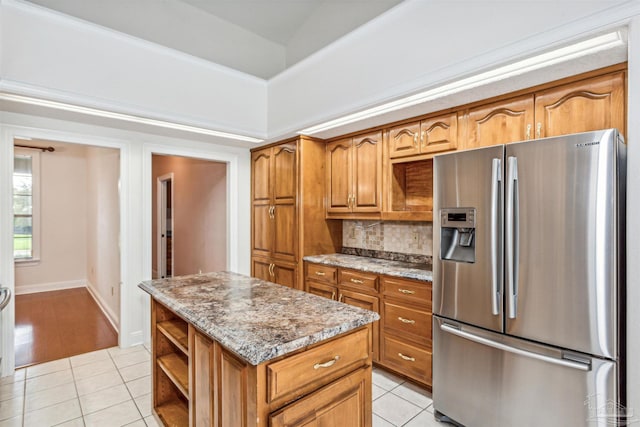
[13,148,40,261]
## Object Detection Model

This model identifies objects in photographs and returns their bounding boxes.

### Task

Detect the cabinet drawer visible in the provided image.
[339,269,378,292]
[382,276,431,307]
[383,302,432,347]
[306,263,338,284]
[381,336,432,385]
[267,328,370,403]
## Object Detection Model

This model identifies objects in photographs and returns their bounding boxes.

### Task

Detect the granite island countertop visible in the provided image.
[138,271,379,365]
[302,253,433,282]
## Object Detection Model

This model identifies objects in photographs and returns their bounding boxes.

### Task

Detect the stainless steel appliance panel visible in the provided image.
[434,145,504,332]
[433,317,618,427]
[504,129,623,359]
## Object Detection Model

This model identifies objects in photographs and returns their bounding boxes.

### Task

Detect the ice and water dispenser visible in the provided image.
[440,208,476,263]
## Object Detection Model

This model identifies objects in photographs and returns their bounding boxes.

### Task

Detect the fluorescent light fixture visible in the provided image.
[299,31,625,135]
[0,93,264,143]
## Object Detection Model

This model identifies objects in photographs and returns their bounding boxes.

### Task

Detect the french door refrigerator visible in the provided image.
[432,129,627,427]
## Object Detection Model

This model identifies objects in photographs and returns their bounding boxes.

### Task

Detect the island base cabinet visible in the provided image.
[168,318,372,427]
[270,367,372,427]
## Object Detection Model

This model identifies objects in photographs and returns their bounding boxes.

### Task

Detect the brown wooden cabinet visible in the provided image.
[252,257,297,289]
[459,69,626,149]
[388,112,458,159]
[152,300,190,426]
[304,262,433,386]
[534,71,625,138]
[326,132,382,217]
[152,297,373,427]
[461,95,535,149]
[305,265,381,363]
[251,143,297,262]
[380,276,433,386]
[251,137,342,290]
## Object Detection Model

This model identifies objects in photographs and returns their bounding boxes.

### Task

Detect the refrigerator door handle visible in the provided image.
[440,323,590,371]
[490,158,501,316]
[506,156,519,319]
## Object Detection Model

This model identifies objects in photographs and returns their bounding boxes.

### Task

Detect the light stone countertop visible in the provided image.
[138,271,379,365]
[302,253,433,282]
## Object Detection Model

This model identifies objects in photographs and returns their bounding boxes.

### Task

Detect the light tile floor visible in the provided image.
[0,345,449,427]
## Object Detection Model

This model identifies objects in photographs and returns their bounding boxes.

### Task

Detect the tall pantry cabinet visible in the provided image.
[251,136,342,290]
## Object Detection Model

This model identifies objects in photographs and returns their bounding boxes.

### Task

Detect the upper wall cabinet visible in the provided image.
[534,71,625,139]
[459,69,626,150]
[461,95,534,149]
[327,132,382,218]
[388,112,458,159]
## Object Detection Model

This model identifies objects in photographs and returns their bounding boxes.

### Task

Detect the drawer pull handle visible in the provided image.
[398,353,415,362]
[315,271,326,276]
[314,356,340,369]
[398,288,415,295]
[398,317,416,324]
[350,279,364,284]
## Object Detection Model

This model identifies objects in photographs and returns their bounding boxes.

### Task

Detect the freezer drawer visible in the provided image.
[433,317,620,427]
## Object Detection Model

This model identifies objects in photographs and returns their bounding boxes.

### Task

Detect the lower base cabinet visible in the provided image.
[152,299,373,427]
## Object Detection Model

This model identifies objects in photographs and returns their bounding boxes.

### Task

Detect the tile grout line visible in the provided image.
[108,347,146,425]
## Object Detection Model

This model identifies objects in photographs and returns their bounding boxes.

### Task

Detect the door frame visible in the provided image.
[141,144,239,345]
[0,124,129,376]
[156,173,174,279]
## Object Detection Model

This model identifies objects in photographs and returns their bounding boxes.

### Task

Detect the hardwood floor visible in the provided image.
[14,287,118,368]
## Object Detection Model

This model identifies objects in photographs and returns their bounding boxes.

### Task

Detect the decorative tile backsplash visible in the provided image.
[342,220,433,256]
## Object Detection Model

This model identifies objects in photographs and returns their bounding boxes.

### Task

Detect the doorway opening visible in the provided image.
[12,138,120,367]
[151,154,227,279]
[157,174,174,279]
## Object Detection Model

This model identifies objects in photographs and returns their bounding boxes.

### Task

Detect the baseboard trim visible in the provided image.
[15,279,85,295]
[86,281,120,333]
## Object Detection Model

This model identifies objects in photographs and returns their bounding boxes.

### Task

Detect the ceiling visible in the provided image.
[25,0,404,79]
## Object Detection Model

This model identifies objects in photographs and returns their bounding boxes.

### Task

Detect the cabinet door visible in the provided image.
[252,257,272,282]
[273,260,297,289]
[466,95,534,148]
[251,148,272,203]
[534,72,625,138]
[191,329,214,427]
[388,121,420,159]
[339,289,380,363]
[270,367,371,427]
[252,204,272,258]
[307,281,337,300]
[272,203,296,261]
[352,132,382,212]
[215,344,251,427]
[420,112,458,154]
[272,143,297,204]
[326,139,353,213]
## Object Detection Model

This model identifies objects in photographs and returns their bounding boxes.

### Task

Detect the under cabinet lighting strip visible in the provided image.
[299,31,625,135]
[0,93,264,143]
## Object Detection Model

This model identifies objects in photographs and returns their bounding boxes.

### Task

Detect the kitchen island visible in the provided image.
[138,271,380,427]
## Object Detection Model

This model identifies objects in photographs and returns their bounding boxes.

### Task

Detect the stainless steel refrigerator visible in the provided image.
[432,129,627,427]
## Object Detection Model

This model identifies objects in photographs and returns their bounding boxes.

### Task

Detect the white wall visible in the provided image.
[14,142,88,294]
[0,110,251,374]
[268,0,637,138]
[0,0,267,138]
[86,146,120,329]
